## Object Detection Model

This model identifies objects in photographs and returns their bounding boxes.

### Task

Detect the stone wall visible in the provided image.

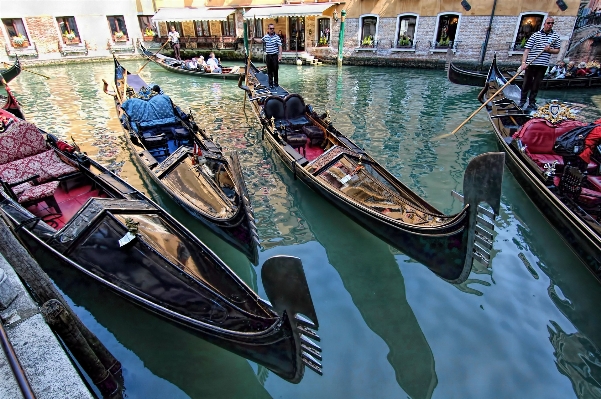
[25,17,60,54]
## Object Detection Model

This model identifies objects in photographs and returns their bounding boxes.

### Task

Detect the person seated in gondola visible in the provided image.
[546,61,566,79]
[564,61,578,78]
[562,117,601,172]
[187,58,198,70]
[206,52,222,73]
[197,56,207,71]
[575,62,590,76]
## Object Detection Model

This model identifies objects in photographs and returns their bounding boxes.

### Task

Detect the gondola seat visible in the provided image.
[302,125,325,147]
[264,96,289,128]
[0,120,79,213]
[513,118,599,172]
[283,132,308,156]
[284,94,310,127]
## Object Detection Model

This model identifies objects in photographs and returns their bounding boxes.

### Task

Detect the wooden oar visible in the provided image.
[435,48,547,140]
[1,61,50,79]
[136,41,170,74]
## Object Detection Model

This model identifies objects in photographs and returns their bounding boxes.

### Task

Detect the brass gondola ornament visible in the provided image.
[532,100,577,124]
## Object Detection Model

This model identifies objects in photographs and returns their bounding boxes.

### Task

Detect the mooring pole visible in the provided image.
[479,0,498,71]
[337,10,346,67]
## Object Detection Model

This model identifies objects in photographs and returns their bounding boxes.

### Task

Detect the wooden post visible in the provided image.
[41,299,121,398]
[0,215,123,380]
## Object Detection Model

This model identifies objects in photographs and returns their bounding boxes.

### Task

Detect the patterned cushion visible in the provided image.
[0,120,47,165]
[17,181,59,203]
[121,94,177,129]
[0,149,78,185]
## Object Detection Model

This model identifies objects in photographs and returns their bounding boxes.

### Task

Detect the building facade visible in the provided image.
[0,0,584,65]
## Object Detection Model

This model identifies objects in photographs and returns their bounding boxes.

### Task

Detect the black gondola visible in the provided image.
[0,93,322,383]
[103,56,258,264]
[238,59,505,284]
[480,55,601,278]
[448,60,601,89]
[0,56,21,84]
[139,43,242,81]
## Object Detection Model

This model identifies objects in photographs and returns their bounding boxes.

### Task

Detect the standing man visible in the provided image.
[262,23,282,89]
[168,26,181,61]
[519,17,561,110]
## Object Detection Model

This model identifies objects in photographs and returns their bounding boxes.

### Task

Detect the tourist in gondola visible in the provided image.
[575,118,601,171]
[168,25,181,61]
[206,52,221,73]
[262,23,282,89]
[519,17,561,110]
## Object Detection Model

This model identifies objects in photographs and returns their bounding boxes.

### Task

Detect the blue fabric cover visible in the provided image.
[121,94,177,130]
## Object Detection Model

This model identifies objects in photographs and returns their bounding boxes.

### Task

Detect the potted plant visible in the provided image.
[398,35,412,48]
[514,37,527,50]
[437,36,451,48]
[361,35,374,48]
[318,36,328,47]
[114,31,127,42]
[143,27,155,41]
[63,31,80,44]
[12,34,28,48]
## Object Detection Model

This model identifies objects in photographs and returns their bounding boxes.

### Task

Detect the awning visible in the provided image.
[243,3,336,19]
[152,7,235,23]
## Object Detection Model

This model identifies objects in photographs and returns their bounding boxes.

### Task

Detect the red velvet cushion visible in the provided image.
[589,175,601,191]
[17,181,59,203]
[0,120,47,165]
[514,118,588,154]
[0,149,78,185]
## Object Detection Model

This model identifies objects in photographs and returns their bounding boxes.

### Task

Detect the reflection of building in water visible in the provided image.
[548,321,601,399]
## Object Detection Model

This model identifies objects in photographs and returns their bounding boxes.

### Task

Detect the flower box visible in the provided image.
[12,39,29,48]
[142,35,155,42]
[64,37,81,45]
[114,34,128,42]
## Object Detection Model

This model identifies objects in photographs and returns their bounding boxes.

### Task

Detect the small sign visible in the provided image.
[119,232,137,248]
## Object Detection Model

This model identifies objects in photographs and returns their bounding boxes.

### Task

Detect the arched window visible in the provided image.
[359,15,378,47]
[396,14,418,48]
[434,13,459,47]
[512,13,545,51]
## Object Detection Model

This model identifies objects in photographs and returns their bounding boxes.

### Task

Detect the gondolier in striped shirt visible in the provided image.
[262,24,282,89]
[519,17,561,110]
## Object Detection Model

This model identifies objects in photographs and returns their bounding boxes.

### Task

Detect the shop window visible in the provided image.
[513,13,544,50]
[359,15,378,47]
[396,14,417,48]
[138,15,155,38]
[107,15,129,41]
[2,18,30,47]
[317,18,330,46]
[195,21,211,37]
[221,14,235,37]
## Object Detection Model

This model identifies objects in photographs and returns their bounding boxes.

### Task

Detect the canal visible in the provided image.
[7,60,601,398]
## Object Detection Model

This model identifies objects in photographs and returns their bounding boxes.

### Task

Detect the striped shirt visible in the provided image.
[262,33,282,54]
[524,29,561,66]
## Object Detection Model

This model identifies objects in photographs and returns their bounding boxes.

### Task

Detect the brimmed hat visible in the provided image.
[578,62,587,68]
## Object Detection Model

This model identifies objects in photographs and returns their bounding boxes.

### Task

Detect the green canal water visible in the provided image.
[8,60,601,399]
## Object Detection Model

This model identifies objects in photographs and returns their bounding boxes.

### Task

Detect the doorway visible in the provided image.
[289,17,305,52]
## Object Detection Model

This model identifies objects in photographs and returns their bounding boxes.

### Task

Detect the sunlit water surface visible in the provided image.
[8,60,601,399]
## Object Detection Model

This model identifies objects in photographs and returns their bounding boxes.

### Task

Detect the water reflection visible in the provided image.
[7,61,601,398]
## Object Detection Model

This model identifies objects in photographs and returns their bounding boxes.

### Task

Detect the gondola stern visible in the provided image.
[261,255,322,380]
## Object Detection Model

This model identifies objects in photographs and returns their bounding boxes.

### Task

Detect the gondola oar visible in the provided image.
[136,41,170,74]
[435,48,547,140]
[1,61,50,80]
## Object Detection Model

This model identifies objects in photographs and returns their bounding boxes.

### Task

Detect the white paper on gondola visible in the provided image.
[119,232,137,247]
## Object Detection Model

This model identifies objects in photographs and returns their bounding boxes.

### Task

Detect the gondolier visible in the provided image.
[168,25,181,61]
[262,24,282,90]
[519,17,561,110]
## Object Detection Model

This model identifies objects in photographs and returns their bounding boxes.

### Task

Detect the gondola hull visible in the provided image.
[240,60,505,283]
[0,56,21,84]
[140,44,241,80]
[448,61,601,89]
[105,56,258,264]
[481,56,601,276]
[0,107,321,383]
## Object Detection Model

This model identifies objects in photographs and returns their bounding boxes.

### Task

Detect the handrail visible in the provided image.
[0,319,37,399]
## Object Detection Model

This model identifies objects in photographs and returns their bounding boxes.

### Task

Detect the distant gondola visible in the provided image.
[448,60,601,89]
[103,56,259,264]
[0,56,21,84]
[139,43,242,80]
[480,55,601,278]
[0,89,322,383]
[239,59,505,284]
